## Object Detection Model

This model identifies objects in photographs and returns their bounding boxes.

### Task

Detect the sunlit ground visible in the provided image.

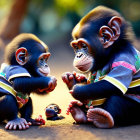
[31,70,74,125]
[31,43,76,125]
[1,38,140,140]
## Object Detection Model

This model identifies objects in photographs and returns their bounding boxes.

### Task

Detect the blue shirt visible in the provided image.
[87,47,140,106]
[0,63,31,108]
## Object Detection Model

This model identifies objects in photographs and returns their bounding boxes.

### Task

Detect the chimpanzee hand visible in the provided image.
[27,116,45,126]
[38,76,57,93]
[62,71,87,90]
[5,118,31,130]
[69,84,88,102]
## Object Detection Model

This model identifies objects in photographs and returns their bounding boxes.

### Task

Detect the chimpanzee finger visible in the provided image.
[18,124,23,130]
[52,76,57,82]
[54,81,57,88]
[74,73,86,82]
[50,82,55,91]
[66,112,70,115]
[48,82,57,92]
[9,123,14,130]
[48,81,53,89]
[21,122,28,129]
[73,71,77,76]
[69,90,73,94]
[52,77,57,88]
[78,75,85,81]
[5,122,10,129]
[69,74,74,80]
[22,118,31,127]
[13,124,17,130]
[66,110,70,115]
[62,72,73,84]
[35,121,43,126]
[28,122,32,125]
[49,78,57,91]
[62,75,69,84]
[70,100,83,106]
[69,100,78,105]
[66,108,70,112]
[69,104,73,107]
[89,106,94,109]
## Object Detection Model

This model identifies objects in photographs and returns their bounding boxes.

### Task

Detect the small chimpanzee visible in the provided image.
[0,33,57,130]
[45,104,64,120]
[62,6,140,128]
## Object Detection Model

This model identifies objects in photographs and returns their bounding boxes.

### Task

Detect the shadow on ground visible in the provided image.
[0,36,140,140]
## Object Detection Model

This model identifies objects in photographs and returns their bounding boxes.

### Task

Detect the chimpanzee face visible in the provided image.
[37,52,51,76]
[70,38,94,72]
[71,13,122,72]
[46,104,60,113]
[15,40,51,77]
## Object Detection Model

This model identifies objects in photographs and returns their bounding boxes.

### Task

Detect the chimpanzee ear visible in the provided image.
[58,109,61,114]
[108,16,122,40]
[15,47,29,65]
[46,52,51,58]
[99,25,114,48]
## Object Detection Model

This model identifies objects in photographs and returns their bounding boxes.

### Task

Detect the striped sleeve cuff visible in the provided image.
[103,75,127,94]
[112,61,136,74]
[8,73,31,82]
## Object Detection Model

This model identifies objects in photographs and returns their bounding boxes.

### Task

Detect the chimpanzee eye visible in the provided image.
[54,107,58,112]
[38,58,44,66]
[40,58,44,63]
[45,57,48,62]
[74,45,78,50]
[82,43,87,49]
[40,58,44,61]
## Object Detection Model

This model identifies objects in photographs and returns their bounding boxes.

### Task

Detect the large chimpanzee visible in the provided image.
[62,6,140,128]
[0,33,57,130]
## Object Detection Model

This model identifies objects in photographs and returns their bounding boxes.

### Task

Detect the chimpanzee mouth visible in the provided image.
[74,55,93,72]
[39,70,49,76]
[38,67,50,76]
[46,115,54,118]
[76,62,93,72]
[46,112,55,117]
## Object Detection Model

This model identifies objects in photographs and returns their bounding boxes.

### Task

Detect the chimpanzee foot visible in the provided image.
[27,117,45,126]
[5,118,30,130]
[70,106,87,123]
[87,108,114,128]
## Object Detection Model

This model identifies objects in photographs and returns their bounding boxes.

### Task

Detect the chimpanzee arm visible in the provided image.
[12,76,52,93]
[72,80,122,101]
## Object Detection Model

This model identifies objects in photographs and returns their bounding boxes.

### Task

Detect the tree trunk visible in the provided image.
[0,0,29,49]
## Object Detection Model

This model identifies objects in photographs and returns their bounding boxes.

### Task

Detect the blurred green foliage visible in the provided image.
[0,0,140,40]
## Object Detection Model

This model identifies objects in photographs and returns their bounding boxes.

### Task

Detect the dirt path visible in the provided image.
[0,118,140,140]
[0,38,140,140]
[0,70,140,140]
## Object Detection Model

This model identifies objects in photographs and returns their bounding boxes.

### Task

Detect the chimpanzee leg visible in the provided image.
[20,97,33,122]
[103,95,140,126]
[0,94,18,121]
[0,94,30,130]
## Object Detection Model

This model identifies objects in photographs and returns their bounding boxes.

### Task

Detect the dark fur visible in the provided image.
[45,104,64,121]
[0,33,53,124]
[70,6,140,126]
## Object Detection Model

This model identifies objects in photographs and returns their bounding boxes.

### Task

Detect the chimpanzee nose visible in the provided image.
[76,52,83,58]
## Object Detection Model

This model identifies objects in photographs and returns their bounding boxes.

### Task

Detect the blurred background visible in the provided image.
[0,0,140,120]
